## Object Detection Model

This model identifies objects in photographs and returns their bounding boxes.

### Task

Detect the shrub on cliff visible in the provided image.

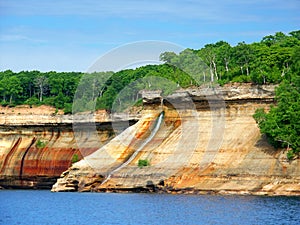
[36,139,46,149]
[253,73,300,160]
[71,154,79,164]
[138,159,150,168]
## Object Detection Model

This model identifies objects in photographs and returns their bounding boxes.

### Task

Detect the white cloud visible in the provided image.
[0,34,46,43]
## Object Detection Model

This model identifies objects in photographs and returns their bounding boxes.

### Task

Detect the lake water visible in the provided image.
[0,190,299,225]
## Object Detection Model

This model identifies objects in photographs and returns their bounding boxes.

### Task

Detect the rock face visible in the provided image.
[0,106,138,189]
[52,84,300,195]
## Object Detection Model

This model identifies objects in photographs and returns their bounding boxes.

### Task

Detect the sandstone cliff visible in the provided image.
[0,105,138,188]
[51,84,300,195]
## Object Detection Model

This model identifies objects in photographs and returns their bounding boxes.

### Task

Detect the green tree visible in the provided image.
[234,42,253,76]
[253,74,300,159]
[6,76,23,104]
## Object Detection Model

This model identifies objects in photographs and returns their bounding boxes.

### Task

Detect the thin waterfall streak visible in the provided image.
[101,111,165,185]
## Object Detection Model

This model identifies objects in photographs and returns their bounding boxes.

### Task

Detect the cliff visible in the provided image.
[51,84,300,195]
[0,105,138,188]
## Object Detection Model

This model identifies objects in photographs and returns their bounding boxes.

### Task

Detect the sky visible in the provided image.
[0,0,299,72]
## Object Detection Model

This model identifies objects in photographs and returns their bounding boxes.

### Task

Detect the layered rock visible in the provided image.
[52,84,300,195]
[0,106,138,189]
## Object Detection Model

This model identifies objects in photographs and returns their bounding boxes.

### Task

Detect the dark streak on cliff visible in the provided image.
[19,137,36,179]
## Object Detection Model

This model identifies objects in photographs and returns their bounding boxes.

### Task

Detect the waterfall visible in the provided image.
[101,111,165,185]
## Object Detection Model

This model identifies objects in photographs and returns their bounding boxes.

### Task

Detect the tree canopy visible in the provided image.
[160,31,299,85]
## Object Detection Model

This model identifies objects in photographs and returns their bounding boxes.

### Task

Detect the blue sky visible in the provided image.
[0,0,299,72]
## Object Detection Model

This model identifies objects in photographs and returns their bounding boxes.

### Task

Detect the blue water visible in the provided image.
[0,190,299,225]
